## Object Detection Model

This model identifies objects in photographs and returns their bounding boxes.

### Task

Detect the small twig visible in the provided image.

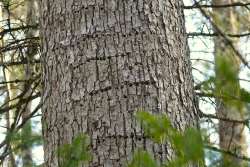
[205,145,250,161]
[193,1,250,69]
[202,113,249,125]
[188,32,250,38]
[184,2,250,9]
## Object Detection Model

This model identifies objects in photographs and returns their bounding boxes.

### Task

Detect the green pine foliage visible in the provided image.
[128,150,159,167]
[56,112,205,167]
[5,124,42,155]
[128,111,205,167]
[57,134,91,167]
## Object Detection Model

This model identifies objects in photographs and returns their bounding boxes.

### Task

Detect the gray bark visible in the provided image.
[40,0,199,166]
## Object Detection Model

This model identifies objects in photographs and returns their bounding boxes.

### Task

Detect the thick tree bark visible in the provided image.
[212,0,247,166]
[40,0,199,166]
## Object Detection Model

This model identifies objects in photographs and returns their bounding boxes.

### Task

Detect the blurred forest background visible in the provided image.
[0,0,250,166]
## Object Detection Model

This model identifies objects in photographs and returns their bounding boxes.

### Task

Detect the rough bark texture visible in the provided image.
[213,0,248,166]
[40,0,199,166]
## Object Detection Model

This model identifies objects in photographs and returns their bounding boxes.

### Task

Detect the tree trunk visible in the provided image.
[40,0,199,166]
[1,4,19,166]
[0,0,39,165]
[2,68,16,167]
[20,0,39,166]
[212,0,248,166]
